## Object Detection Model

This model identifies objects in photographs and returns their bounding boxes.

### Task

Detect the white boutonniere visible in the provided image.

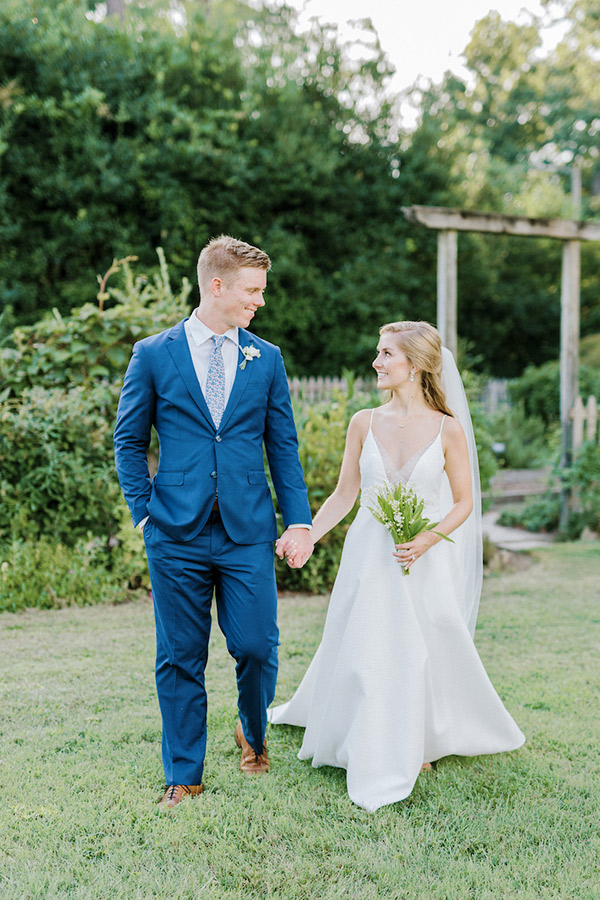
[239,345,261,370]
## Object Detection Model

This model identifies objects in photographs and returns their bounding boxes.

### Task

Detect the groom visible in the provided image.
[114,235,313,808]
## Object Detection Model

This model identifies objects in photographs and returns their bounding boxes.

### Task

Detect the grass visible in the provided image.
[0,543,599,899]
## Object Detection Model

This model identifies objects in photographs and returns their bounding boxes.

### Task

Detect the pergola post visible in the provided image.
[437,230,458,358]
[559,239,581,526]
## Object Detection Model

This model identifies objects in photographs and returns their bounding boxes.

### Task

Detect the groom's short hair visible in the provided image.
[197,235,271,294]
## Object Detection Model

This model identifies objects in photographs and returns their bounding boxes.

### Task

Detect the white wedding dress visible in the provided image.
[270,414,525,812]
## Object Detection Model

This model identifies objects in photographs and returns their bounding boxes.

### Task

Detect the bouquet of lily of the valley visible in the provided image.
[367,481,454,575]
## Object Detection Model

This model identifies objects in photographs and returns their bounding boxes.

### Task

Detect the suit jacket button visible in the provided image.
[210,471,217,478]
[215,435,222,442]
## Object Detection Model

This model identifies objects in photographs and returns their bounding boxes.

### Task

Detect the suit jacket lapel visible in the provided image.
[166,320,213,428]
[218,329,256,431]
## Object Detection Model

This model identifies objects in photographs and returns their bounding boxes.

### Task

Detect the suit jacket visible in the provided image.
[114,319,311,544]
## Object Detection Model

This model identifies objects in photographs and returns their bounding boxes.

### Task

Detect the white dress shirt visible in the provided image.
[184,311,240,404]
[138,310,310,530]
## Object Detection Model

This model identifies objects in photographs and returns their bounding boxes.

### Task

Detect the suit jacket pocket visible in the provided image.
[247,469,268,485]
[153,471,184,485]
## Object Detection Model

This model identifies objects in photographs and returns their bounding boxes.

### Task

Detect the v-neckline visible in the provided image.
[367,428,442,485]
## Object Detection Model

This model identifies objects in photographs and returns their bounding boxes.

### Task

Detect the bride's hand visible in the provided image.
[393,531,440,570]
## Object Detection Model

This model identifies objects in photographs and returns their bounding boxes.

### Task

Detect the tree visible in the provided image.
[0,0,423,375]
[404,0,600,374]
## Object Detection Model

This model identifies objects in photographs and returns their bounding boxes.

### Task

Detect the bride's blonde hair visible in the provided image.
[379,320,454,416]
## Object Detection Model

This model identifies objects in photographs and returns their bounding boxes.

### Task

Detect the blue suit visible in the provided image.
[114,319,311,785]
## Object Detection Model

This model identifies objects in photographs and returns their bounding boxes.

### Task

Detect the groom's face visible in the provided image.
[214,266,267,330]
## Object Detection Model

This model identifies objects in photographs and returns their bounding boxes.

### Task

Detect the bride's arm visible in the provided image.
[436,416,474,534]
[310,409,369,544]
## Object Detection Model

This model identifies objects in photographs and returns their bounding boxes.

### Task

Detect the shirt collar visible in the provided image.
[187,309,239,348]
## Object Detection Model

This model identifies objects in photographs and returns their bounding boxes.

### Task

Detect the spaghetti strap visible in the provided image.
[369,408,375,430]
[439,414,447,435]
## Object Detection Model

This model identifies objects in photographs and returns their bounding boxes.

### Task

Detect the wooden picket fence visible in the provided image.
[288,376,509,411]
[571,395,599,453]
[288,376,371,403]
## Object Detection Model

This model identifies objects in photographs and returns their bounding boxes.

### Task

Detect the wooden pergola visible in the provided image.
[402,205,600,482]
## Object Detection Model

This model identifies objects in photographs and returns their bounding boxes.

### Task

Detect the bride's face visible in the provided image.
[372,337,412,390]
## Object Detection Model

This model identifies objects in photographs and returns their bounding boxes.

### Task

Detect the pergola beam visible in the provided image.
[402,205,600,242]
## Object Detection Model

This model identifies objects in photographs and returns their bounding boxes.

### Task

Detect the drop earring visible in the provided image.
[409,370,415,382]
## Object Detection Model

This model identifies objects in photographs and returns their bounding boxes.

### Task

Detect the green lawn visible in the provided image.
[0,543,599,899]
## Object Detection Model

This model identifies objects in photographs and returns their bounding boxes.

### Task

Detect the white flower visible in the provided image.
[239,345,261,370]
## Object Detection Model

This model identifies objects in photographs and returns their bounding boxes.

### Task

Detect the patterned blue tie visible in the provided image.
[206,335,227,428]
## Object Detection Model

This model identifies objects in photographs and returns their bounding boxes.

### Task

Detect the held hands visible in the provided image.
[393,530,440,572]
[275,528,314,569]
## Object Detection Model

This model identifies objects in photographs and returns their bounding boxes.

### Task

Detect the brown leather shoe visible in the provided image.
[235,720,270,775]
[158,784,203,809]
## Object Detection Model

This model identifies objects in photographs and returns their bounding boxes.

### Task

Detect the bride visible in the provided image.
[271,321,525,812]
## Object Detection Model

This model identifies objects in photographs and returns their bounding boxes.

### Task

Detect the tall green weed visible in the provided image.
[0,249,191,399]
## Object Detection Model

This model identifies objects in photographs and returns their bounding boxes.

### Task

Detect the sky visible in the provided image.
[283,0,567,124]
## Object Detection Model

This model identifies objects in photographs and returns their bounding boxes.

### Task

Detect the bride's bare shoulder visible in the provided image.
[443,414,465,436]
[442,414,467,447]
[348,407,376,441]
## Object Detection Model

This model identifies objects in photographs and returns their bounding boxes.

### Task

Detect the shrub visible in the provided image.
[274,388,367,592]
[580,333,600,367]
[0,536,125,613]
[562,441,600,536]
[0,251,189,549]
[509,360,600,425]
[0,249,192,399]
[495,442,600,539]
[0,383,122,544]
[460,369,498,502]
[490,402,556,469]
[0,495,150,614]
[497,496,561,533]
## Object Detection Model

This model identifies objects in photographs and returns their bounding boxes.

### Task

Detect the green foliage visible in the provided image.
[508,361,600,425]
[0,0,244,321]
[0,493,150,613]
[496,440,600,538]
[0,251,186,555]
[461,369,498,499]
[109,497,149,589]
[409,0,600,375]
[580,333,600,367]
[490,402,556,469]
[0,534,124,613]
[0,0,420,377]
[5,1,599,376]
[562,441,600,535]
[497,496,561,533]
[0,249,191,398]
[275,390,362,593]
[0,383,122,544]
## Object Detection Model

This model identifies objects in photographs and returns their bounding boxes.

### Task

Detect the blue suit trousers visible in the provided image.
[143,511,278,785]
